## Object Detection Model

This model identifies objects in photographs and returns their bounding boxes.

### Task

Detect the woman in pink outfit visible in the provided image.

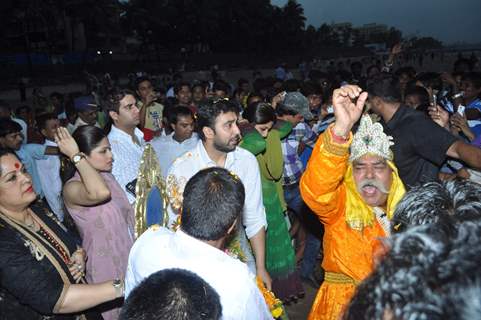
[59,126,134,320]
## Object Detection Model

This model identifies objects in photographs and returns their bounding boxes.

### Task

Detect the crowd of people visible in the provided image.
[0,46,481,320]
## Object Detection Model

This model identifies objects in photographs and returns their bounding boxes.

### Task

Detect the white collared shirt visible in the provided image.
[108,125,145,204]
[166,140,267,239]
[36,140,64,221]
[125,227,273,320]
[150,132,199,178]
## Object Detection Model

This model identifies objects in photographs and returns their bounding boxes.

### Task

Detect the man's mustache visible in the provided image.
[357,179,389,194]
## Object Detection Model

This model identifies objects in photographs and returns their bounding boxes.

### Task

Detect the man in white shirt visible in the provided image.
[125,167,273,320]
[151,106,198,177]
[35,113,64,221]
[166,99,271,289]
[71,95,101,131]
[105,88,145,204]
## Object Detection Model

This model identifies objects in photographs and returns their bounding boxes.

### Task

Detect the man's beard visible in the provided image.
[213,135,240,153]
[357,178,389,195]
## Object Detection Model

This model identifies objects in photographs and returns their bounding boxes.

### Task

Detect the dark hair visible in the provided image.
[135,76,152,91]
[301,81,322,97]
[416,72,442,91]
[243,102,276,125]
[282,79,301,92]
[16,105,31,116]
[192,81,208,91]
[36,113,57,131]
[391,180,481,233]
[167,106,194,125]
[61,125,107,184]
[120,268,221,320]
[174,82,191,95]
[0,119,22,137]
[213,80,230,96]
[49,92,63,100]
[395,66,416,80]
[196,99,240,141]
[103,87,135,114]
[181,167,245,241]
[103,87,135,132]
[237,78,249,88]
[366,64,380,77]
[462,72,481,89]
[366,76,401,103]
[0,148,18,175]
[404,85,431,107]
[454,58,473,73]
[345,219,481,320]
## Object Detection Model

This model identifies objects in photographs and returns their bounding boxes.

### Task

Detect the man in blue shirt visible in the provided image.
[0,119,58,200]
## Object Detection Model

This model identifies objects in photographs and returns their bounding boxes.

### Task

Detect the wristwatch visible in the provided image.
[71,152,85,165]
[113,278,124,298]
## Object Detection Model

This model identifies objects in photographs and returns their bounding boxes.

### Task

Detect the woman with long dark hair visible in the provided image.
[60,126,134,320]
[240,102,304,303]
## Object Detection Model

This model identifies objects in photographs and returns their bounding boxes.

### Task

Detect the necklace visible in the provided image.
[30,215,71,265]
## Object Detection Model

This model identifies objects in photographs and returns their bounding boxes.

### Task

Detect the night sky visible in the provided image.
[272,0,481,45]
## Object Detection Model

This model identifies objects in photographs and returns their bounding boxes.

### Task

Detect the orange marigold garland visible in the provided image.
[256,277,285,319]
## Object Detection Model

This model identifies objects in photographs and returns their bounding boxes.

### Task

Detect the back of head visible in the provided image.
[346,219,481,320]
[120,268,222,320]
[181,167,245,241]
[404,85,431,107]
[391,180,481,233]
[243,102,276,125]
[196,99,240,141]
[366,76,401,103]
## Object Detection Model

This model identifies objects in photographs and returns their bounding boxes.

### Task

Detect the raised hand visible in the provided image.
[331,85,368,137]
[428,105,450,128]
[55,127,80,160]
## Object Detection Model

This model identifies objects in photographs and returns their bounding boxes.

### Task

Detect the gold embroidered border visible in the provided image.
[0,213,71,312]
[321,129,351,157]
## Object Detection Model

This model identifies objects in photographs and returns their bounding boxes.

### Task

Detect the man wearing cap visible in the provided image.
[276,92,322,288]
[300,85,405,320]
[71,95,101,132]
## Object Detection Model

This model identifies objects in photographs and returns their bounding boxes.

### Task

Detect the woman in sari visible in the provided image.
[0,148,123,319]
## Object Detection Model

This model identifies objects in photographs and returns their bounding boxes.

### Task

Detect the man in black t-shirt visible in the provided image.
[366,77,481,189]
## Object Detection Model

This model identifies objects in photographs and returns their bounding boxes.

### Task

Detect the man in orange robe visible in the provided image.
[300,85,406,320]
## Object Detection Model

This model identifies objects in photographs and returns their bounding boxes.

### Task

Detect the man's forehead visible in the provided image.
[121,94,136,106]
[216,111,238,122]
[354,154,387,165]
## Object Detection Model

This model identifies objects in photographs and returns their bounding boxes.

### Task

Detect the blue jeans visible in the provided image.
[284,183,322,278]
